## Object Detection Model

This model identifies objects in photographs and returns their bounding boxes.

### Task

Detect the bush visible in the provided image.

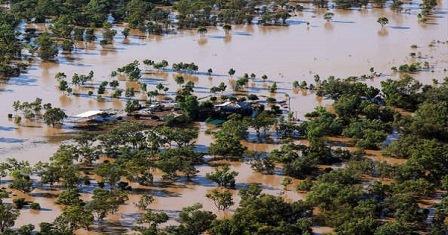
[266,97,276,103]
[17,224,35,235]
[13,198,28,209]
[247,94,259,100]
[30,202,41,210]
[83,176,91,185]
[297,178,314,191]
[118,181,132,190]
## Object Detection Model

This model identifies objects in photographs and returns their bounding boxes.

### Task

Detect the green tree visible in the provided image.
[168,203,216,234]
[125,0,152,28]
[86,189,128,221]
[101,22,117,45]
[228,68,236,76]
[206,165,238,188]
[0,204,19,232]
[174,75,185,85]
[410,101,448,141]
[57,188,83,206]
[380,75,422,110]
[37,32,58,61]
[50,16,73,38]
[125,100,142,113]
[135,209,169,234]
[17,224,35,235]
[270,82,278,93]
[374,222,412,235]
[179,94,199,119]
[223,24,232,34]
[323,12,334,21]
[377,17,389,28]
[84,0,112,26]
[206,188,233,211]
[209,131,247,160]
[95,162,125,188]
[251,111,276,137]
[197,27,207,35]
[53,205,94,232]
[239,183,262,202]
[9,169,33,192]
[122,28,130,38]
[135,194,155,210]
[0,13,22,78]
[211,193,312,234]
[43,107,67,126]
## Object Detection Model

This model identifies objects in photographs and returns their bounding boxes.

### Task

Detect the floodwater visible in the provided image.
[0,1,447,233]
[7,123,305,233]
[1,1,447,162]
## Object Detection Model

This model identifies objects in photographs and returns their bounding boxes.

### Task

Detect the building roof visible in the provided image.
[75,110,105,118]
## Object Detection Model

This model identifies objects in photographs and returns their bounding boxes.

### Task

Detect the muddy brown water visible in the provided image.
[1,2,447,163]
[8,122,305,233]
[0,2,447,233]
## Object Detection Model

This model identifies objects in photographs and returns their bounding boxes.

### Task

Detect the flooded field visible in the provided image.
[0,0,447,233]
[5,122,305,233]
[1,1,447,162]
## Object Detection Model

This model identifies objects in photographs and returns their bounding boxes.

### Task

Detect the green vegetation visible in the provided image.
[0,12,23,78]
[0,0,436,79]
[37,32,58,61]
[0,0,444,233]
[324,12,334,21]
[206,164,238,188]
[206,188,234,211]
[377,16,389,28]
[212,184,313,234]
[11,99,66,126]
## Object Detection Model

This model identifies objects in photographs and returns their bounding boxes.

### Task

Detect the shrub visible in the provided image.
[30,202,41,210]
[13,198,28,209]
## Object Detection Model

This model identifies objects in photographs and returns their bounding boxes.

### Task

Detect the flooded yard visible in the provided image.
[1,1,447,162]
[0,0,447,233]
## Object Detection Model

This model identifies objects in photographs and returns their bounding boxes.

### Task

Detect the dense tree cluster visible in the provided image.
[285,75,448,234]
[211,184,313,234]
[11,98,67,126]
[0,0,437,68]
[0,11,23,78]
[0,0,444,232]
[174,0,292,28]
[1,69,448,234]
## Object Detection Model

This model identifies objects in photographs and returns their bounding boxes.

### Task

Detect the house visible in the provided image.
[214,101,253,115]
[73,110,117,123]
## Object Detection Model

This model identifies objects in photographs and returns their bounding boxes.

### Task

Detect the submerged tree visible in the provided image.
[323,12,334,21]
[0,204,19,232]
[206,188,234,211]
[206,165,238,188]
[228,68,236,76]
[53,205,94,233]
[223,24,232,34]
[169,203,216,234]
[86,189,128,221]
[377,17,389,28]
[37,32,58,61]
[135,209,169,234]
[197,27,207,35]
[43,107,67,126]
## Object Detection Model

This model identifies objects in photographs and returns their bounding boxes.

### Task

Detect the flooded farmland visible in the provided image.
[1,1,447,162]
[0,0,447,234]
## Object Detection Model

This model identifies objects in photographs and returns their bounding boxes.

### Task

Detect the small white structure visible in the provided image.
[214,101,252,114]
[75,110,105,118]
[214,101,233,108]
[72,110,116,123]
